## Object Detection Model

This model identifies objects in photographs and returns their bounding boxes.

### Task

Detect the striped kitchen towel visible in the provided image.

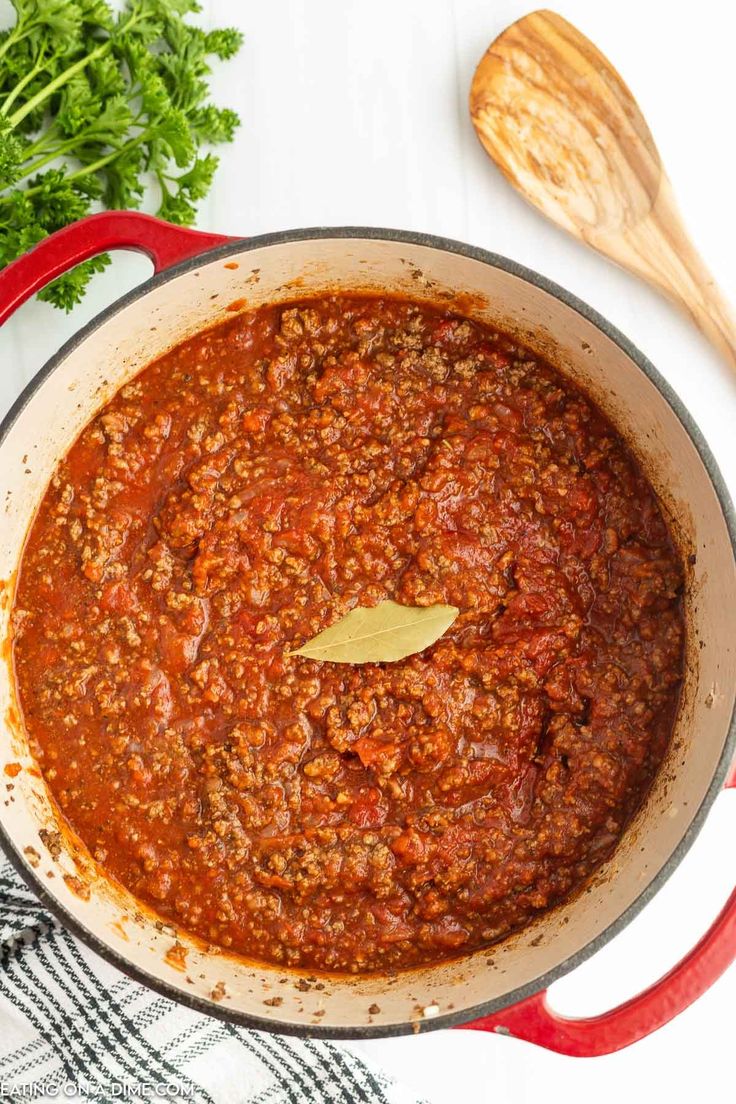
[0,859,424,1104]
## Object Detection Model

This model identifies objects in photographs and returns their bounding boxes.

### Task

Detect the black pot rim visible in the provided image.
[1,224,735,1041]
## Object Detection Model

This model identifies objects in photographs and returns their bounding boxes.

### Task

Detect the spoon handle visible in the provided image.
[591,178,736,370]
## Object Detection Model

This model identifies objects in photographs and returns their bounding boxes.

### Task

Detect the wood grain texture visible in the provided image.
[470,8,736,370]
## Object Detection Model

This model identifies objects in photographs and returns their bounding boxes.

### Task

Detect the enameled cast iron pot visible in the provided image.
[0,212,735,1055]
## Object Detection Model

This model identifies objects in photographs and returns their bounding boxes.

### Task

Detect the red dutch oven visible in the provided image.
[0,212,734,1054]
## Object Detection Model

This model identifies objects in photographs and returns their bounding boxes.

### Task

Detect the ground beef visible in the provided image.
[12,295,684,972]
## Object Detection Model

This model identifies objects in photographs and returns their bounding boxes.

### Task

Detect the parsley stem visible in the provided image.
[6,9,142,129]
[19,135,94,180]
[0,23,36,67]
[0,130,150,205]
[18,125,61,161]
[1,56,46,117]
[8,42,109,128]
[64,133,148,181]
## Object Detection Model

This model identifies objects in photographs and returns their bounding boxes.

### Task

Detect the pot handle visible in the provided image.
[0,211,237,326]
[464,769,736,1056]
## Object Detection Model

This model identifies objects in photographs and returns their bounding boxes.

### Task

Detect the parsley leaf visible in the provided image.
[0,0,242,310]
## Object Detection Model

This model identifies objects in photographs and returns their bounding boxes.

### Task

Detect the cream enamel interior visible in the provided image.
[0,234,734,1034]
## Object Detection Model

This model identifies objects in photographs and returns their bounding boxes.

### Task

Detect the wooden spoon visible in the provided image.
[469,9,736,370]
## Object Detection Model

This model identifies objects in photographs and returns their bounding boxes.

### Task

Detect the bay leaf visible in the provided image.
[285,600,459,664]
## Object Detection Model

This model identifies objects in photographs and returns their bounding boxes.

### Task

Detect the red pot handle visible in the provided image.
[0,211,237,326]
[464,766,736,1056]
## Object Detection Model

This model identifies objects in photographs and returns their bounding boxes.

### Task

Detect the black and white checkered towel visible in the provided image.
[0,859,424,1103]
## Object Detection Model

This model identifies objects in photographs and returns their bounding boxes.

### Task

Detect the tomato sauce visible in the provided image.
[12,296,684,971]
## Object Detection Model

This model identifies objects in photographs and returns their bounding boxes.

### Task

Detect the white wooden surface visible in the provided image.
[2,1,735,1101]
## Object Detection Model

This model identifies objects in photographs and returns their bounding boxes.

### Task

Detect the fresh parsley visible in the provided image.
[0,0,242,310]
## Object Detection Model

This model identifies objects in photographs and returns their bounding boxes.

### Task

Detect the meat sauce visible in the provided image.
[12,296,684,972]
